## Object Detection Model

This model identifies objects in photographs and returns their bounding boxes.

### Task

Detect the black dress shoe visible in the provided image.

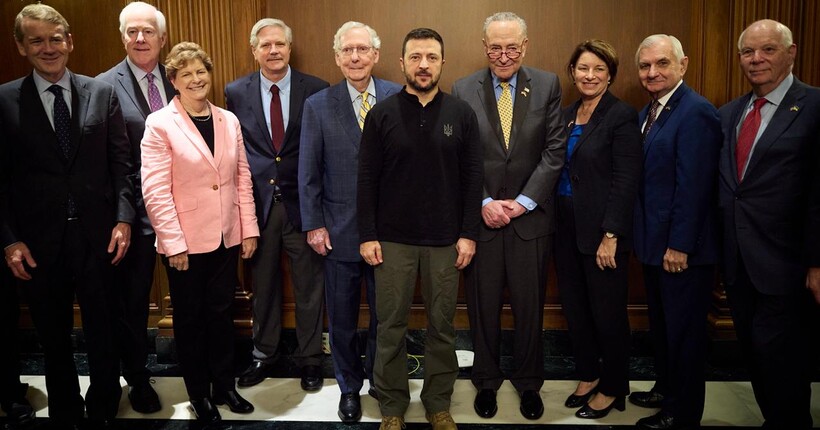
[367,387,379,400]
[337,393,362,423]
[519,390,544,420]
[637,411,678,429]
[300,365,323,392]
[473,389,497,418]
[1,398,36,428]
[189,398,221,423]
[629,389,664,408]
[575,396,625,419]
[212,390,254,414]
[564,386,598,408]
[128,381,161,414]
[238,360,273,387]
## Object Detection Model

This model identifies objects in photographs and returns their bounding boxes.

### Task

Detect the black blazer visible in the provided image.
[0,72,134,265]
[225,68,329,230]
[560,91,643,254]
[718,78,820,294]
[96,59,176,235]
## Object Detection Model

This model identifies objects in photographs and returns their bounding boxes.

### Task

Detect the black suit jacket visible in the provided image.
[0,72,134,265]
[225,68,329,230]
[452,66,566,241]
[96,59,176,235]
[718,77,820,294]
[560,91,642,254]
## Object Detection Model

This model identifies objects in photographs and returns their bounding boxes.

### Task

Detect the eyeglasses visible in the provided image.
[486,46,522,60]
[339,46,373,56]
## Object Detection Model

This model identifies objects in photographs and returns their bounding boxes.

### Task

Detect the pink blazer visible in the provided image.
[141,97,259,256]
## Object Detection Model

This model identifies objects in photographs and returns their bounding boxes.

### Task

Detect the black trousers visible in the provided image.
[464,226,549,392]
[113,232,157,386]
[0,269,24,406]
[554,197,630,397]
[164,244,239,399]
[725,254,815,429]
[642,264,714,425]
[24,220,120,422]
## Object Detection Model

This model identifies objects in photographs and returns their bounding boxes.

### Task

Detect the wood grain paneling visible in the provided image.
[1,0,816,334]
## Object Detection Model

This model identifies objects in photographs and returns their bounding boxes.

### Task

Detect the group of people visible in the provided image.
[0,2,817,430]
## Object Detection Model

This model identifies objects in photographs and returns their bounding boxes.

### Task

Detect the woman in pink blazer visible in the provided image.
[141,42,259,423]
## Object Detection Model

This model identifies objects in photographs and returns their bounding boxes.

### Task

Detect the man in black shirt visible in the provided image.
[357,28,483,430]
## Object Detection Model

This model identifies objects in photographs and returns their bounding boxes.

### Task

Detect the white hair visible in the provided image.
[635,34,685,65]
[333,21,381,52]
[483,12,527,39]
[119,1,166,36]
[737,19,793,50]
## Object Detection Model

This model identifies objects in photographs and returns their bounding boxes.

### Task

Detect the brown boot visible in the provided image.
[426,410,458,430]
[379,415,405,430]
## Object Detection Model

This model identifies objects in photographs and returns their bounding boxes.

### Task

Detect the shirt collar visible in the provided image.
[125,56,162,83]
[33,68,72,94]
[346,77,376,103]
[655,79,684,107]
[491,71,518,90]
[752,73,792,107]
[261,66,291,93]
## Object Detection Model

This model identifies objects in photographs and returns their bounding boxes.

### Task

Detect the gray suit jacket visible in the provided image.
[298,77,402,262]
[97,59,176,235]
[452,66,566,241]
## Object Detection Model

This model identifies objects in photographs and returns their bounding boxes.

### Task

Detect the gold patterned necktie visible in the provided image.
[498,82,513,149]
[359,91,371,130]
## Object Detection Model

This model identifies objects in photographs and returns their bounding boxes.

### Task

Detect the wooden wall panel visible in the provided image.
[0,0,817,333]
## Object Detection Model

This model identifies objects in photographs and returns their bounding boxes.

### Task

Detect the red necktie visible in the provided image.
[735,98,767,180]
[270,85,284,153]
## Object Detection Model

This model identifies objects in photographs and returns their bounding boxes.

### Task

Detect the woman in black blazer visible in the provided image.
[555,40,643,419]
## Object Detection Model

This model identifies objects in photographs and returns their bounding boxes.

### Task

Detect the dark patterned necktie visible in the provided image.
[270,85,284,153]
[642,100,660,142]
[48,84,77,217]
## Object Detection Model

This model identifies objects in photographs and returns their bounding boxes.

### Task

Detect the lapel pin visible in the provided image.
[790,105,799,112]
[664,106,671,111]
[521,87,530,97]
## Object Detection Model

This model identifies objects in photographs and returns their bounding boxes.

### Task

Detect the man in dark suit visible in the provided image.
[225,18,329,391]
[0,4,134,428]
[452,12,565,420]
[298,21,401,423]
[630,34,721,430]
[96,1,173,414]
[718,19,820,429]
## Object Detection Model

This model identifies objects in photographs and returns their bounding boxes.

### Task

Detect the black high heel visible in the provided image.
[575,395,625,419]
[564,386,598,408]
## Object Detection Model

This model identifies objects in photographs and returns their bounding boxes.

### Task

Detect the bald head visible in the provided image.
[737,19,796,96]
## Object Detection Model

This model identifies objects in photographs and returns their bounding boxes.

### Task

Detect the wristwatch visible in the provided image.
[605,232,617,239]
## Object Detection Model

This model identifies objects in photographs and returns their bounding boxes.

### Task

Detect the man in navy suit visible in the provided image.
[298,21,401,423]
[719,19,820,429]
[0,4,134,428]
[225,18,329,391]
[630,34,722,430]
[96,1,174,413]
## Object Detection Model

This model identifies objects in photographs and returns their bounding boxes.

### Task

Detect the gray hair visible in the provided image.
[250,18,292,48]
[483,12,527,40]
[119,1,166,36]
[333,21,381,53]
[737,19,793,50]
[635,34,686,65]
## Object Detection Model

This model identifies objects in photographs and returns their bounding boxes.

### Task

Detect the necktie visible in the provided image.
[146,73,164,112]
[270,84,285,153]
[358,91,371,130]
[642,100,660,141]
[735,97,767,180]
[498,82,513,149]
[48,84,77,217]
